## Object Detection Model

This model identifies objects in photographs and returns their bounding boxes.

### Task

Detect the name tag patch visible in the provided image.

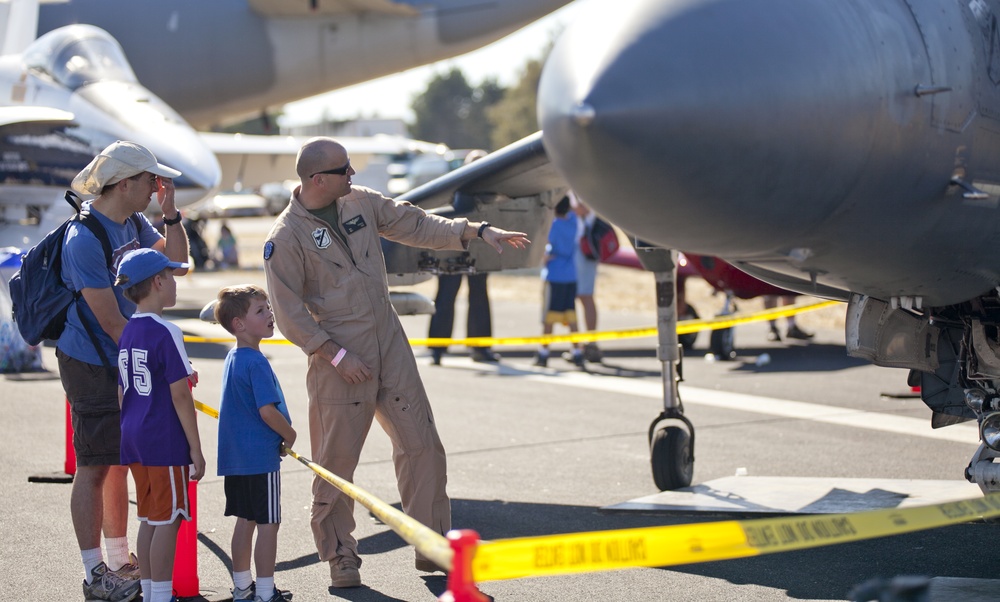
[343,215,367,234]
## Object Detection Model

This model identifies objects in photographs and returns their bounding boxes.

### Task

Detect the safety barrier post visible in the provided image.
[438,529,489,602]
[64,400,76,475]
[172,479,199,597]
[173,381,200,597]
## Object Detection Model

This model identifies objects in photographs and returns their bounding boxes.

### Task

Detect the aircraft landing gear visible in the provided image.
[710,294,737,360]
[636,245,695,491]
[649,410,695,491]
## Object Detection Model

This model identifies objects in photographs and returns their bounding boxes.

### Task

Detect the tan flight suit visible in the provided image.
[263,186,469,566]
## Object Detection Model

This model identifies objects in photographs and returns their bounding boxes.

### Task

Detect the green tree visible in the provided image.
[487,53,546,149]
[409,68,503,149]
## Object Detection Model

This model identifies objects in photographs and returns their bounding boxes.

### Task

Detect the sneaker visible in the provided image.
[470,348,501,363]
[561,350,585,368]
[533,352,548,367]
[109,552,140,582]
[330,558,361,588]
[583,342,602,363]
[233,583,255,602]
[786,325,814,340]
[234,582,292,601]
[82,561,142,602]
[767,324,781,342]
[415,558,444,573]
[255,588,290,602]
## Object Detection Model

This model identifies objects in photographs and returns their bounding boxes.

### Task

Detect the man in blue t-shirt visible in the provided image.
[57,141,190,601]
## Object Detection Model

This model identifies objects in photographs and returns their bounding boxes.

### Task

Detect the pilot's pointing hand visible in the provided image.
[483,226,530,254]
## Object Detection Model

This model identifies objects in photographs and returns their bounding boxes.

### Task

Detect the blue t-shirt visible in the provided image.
[542,214,578,284]
[217,347,291,476]
[118,314,194,466]
[59,202,162,365]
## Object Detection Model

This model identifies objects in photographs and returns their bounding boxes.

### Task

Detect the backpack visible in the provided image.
[579,216,620,262]
[8,192,141,366]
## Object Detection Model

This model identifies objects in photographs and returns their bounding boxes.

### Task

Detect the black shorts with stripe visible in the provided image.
[224,471,281,524]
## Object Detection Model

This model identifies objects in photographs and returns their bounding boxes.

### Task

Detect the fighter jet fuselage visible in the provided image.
[540,0,1000,308]
[535,0,1000,490]
[37,0,571,129]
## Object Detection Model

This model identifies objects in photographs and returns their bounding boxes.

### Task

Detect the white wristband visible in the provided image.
[331,348,347,367]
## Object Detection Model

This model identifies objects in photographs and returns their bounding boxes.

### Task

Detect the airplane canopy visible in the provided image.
[23,24,137,90]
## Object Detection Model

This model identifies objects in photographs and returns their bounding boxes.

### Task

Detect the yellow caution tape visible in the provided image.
[285,449,453,572]
[471,492,1000,581]
[191,398,452,571]
[183,300,839,348]
[193,400,218,419]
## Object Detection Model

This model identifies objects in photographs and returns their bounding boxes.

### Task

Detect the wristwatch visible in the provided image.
[163,211,182,226]
[477,222,491,238]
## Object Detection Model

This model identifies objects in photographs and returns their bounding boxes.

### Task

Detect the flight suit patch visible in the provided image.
[312,227,333,249]
[263,240,274,260]
[343,215,367,234]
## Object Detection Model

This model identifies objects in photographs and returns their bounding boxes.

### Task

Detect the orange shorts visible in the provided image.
[130,464,191,525]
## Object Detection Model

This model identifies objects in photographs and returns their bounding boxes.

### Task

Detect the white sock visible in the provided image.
[257,576,275,600]
[141,579,152,598]
[151,580,173,602]
[233,569,253,590]
[104,536,130,570]
[81,548,103,583]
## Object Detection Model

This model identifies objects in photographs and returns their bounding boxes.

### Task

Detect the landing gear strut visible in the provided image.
[637,245,695,490]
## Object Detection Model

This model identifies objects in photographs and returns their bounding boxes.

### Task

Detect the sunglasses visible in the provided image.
[310,161,352,178]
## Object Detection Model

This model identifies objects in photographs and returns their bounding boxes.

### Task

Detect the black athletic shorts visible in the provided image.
[224,471,282,524]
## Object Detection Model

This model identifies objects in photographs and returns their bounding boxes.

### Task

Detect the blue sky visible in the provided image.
[278,0,596,128]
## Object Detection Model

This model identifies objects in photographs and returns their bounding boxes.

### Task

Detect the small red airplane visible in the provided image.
[603,246,797,357]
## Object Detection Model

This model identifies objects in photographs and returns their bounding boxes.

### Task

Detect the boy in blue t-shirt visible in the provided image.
[214,284,296,602]
[535,195,584,368]
[115,248,205,602]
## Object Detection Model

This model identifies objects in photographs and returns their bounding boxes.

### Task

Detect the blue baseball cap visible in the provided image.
[116,248,188,289]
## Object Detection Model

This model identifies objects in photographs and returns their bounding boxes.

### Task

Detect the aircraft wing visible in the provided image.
[247,0,418,17]
[199,131,445,192]
[0,105,74,128]
[397,131,565,210]
[383,132,564,277]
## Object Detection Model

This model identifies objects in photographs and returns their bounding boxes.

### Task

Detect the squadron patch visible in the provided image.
[312,227,333,249]
[343,215,367,234]
[263,240,274,260]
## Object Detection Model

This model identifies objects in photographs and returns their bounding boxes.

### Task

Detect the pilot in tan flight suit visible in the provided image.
[263,137,529,589]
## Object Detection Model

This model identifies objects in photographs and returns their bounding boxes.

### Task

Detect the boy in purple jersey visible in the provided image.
[115,249,205,602]
[214,285,296,602]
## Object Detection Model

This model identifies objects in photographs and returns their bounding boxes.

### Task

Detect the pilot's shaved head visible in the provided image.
[296,137,346,182]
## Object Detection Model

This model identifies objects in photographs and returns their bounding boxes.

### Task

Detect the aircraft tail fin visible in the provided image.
[0,0,40,56]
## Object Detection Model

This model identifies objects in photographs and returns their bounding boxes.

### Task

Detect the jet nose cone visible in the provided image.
[539,0,890,256]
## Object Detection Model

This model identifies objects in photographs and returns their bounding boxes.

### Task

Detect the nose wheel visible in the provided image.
[649,411,695,491]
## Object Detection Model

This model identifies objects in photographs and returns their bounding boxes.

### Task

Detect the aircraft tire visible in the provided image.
[679,306,699,350]
[651,426,693,491]
[710,327,736,360]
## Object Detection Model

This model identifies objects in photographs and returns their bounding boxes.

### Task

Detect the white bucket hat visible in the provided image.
[72,140,182,195]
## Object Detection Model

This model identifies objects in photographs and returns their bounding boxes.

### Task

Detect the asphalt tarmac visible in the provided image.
[4,264,998,601]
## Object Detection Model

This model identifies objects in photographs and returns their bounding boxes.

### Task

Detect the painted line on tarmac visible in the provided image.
[520,370,980,445]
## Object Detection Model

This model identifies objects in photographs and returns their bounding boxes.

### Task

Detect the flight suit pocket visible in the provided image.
[378,390,430,454]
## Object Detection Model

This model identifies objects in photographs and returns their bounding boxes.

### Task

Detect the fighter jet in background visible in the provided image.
[35,0,572,128]
[0,3,220,248]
